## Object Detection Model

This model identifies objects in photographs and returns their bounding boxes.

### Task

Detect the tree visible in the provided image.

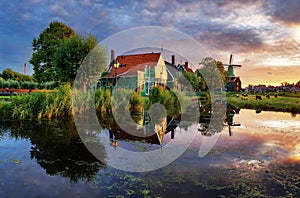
[197,57,229,91]
[177,71,200,91]
[30,22,75,82]
[281,81,290,87]
[1,68,15,80]
[52,34,107,91]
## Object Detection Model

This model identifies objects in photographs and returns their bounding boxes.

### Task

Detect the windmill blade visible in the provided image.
[231,64,242,67]
[223,64,241,67]
[229,54,233,65]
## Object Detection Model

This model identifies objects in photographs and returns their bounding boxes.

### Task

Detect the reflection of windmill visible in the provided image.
[224,105,241,136]
[224,54,242,92]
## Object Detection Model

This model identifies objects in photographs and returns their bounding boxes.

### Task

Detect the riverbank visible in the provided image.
[227,93,300,114]
[0,85,191,120]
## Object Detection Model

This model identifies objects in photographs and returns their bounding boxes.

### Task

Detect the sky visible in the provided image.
[1,0,300,86]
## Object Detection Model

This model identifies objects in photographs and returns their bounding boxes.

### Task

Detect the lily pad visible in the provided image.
[12,159,20,164]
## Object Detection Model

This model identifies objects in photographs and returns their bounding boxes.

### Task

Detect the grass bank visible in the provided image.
[0,85,192,120]
[227,94,300,113]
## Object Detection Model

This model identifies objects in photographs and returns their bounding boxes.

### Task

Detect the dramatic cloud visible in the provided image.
[0,0,299,85]
[268,0,300,25]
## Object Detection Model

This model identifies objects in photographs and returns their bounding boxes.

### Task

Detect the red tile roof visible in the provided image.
[104,52,161,78]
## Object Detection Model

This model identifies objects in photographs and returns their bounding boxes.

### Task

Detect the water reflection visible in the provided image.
[98,102,240,145]
[1,109,299,196]
[101,112,174,145]
[0,120,106,183]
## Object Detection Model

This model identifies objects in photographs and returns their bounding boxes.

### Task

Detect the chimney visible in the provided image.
[171,55,175,65]
[184,61,188,68]
[24,63,26,75]
[110,50,115,67]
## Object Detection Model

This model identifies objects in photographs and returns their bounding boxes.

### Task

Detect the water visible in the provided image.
[0,110,299,197]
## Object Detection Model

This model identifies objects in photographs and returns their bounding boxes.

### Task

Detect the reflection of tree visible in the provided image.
[30,135,104,183]
[0,120,106,183]
[198,100,227,137]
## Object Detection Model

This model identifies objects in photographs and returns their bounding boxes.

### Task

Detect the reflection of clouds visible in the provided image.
[261,120,300,133]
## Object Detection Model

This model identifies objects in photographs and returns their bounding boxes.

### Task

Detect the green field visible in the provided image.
[227,93,300,113]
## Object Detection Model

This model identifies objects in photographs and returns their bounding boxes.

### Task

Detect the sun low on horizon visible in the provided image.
[1,0,300,87]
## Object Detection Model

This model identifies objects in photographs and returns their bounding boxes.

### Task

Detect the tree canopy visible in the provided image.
[52,35,105,85]
[30,21,75,82]
[197,57,229,91]
[52,34,107,89]
[30,21,107,89]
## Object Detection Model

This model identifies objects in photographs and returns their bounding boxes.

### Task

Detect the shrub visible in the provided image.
[3,80,10,88]
[129,91,143,110]
[21,81,38,89]
[149,87,182,117]
[8,79,20,89]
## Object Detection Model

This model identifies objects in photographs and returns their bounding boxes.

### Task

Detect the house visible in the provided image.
[164,55,193,90]
[226,77,242,92]
[99,52,169,96]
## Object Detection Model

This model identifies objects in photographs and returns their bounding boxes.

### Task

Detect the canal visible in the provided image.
[0,109,299,197]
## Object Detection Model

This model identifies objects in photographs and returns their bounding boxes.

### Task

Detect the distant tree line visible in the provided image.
[0,68,57,90]
[0,77,56,90]
[0,68,34,82]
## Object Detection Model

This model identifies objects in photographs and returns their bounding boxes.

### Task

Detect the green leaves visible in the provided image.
[30,22,75,82]
[30,21,107,91]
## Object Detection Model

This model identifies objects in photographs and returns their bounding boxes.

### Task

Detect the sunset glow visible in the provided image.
[0,0,299,86]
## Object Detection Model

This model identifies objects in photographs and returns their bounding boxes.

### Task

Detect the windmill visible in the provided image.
[224,54,242,92]
[223,54,242,77]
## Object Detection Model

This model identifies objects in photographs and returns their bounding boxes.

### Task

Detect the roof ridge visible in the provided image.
[117,52,161,57]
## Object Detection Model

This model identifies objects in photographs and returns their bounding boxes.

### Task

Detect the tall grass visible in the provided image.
[0,85,198,120]
[0,101,12,120]
[95,88,112,113]
[7,83,73,120]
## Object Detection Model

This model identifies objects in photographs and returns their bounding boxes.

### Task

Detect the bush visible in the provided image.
[3,80,10,88]
[0,78,4,88]
[21,81,38,89]
[129,91,143,110]
[44,81,56,90]
[149,87,181,117]
[8,79,20,89]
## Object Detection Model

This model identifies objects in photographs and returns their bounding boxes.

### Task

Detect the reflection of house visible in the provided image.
[99,52,169,96]
[108,115,170,145]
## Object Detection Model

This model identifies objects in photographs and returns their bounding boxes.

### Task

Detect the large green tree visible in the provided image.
[52,34,107,91]
[177,71,201,91]
[197,57,229,91]
[30,22,75,82]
